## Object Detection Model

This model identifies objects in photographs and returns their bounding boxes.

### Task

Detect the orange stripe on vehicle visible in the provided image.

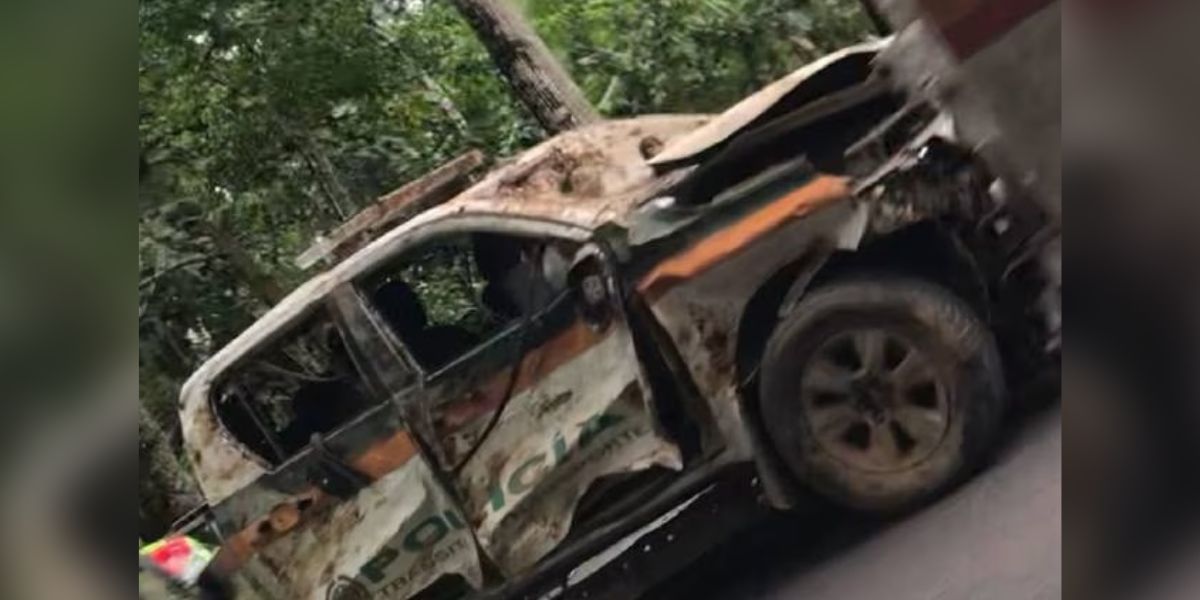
[637,175,850,302]
[210,322,609,578]
[436,320,608,432]
[351,429,419,478]
[207,429,418,577]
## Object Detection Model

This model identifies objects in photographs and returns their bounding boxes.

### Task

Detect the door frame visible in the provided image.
[333,213,594,463]
[338,214,699,582]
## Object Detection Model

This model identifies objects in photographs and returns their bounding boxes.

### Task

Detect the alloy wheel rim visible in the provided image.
[800,328,950,473]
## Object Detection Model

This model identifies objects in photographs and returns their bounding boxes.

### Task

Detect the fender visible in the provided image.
[778,199,870,318]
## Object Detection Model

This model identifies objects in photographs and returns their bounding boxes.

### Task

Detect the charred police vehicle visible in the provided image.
[178,39,1052,600]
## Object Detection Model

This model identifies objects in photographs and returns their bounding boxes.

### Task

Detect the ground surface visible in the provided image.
[650,406,1062,600]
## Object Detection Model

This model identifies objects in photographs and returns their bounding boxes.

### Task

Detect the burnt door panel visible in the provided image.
[212,287,485,600]
[427,250,682,576]
[228,417,483,600]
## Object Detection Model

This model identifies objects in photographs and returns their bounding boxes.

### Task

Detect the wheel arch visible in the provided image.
[735,219,988,394]
[730,219,989,506]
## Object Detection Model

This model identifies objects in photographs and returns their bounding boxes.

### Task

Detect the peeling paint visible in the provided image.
[454,321,681,575]
[641,199,868,458]
[245,456,483,600]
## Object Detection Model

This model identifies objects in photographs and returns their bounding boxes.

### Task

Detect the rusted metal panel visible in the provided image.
[241,455,483,600]
[189,372,492,599]
[452,319,682,576]
[203,426,421,572]
[443,115,710,228]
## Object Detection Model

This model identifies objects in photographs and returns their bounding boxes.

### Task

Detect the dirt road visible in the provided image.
[653,408,1062,599]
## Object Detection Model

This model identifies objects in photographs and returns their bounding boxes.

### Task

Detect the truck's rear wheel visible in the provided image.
[760,277,1005,512]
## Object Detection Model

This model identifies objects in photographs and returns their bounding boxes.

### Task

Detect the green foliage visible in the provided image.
[138,0,872,528]
[401,243,489,331]
[529,0,874,115]
[138,0,540,391]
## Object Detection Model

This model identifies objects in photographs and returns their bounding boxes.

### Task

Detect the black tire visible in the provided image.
[760,276,1005,512]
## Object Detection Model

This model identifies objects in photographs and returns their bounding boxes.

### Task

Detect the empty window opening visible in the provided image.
[213,311,372,464]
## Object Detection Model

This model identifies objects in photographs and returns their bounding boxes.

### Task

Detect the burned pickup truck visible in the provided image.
[179,39,1052,600]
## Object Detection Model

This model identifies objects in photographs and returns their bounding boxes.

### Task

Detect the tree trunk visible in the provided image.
[270,114,353,221]
[449,0,599,134]
[298,136,352,221]
[203,219,287,307]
